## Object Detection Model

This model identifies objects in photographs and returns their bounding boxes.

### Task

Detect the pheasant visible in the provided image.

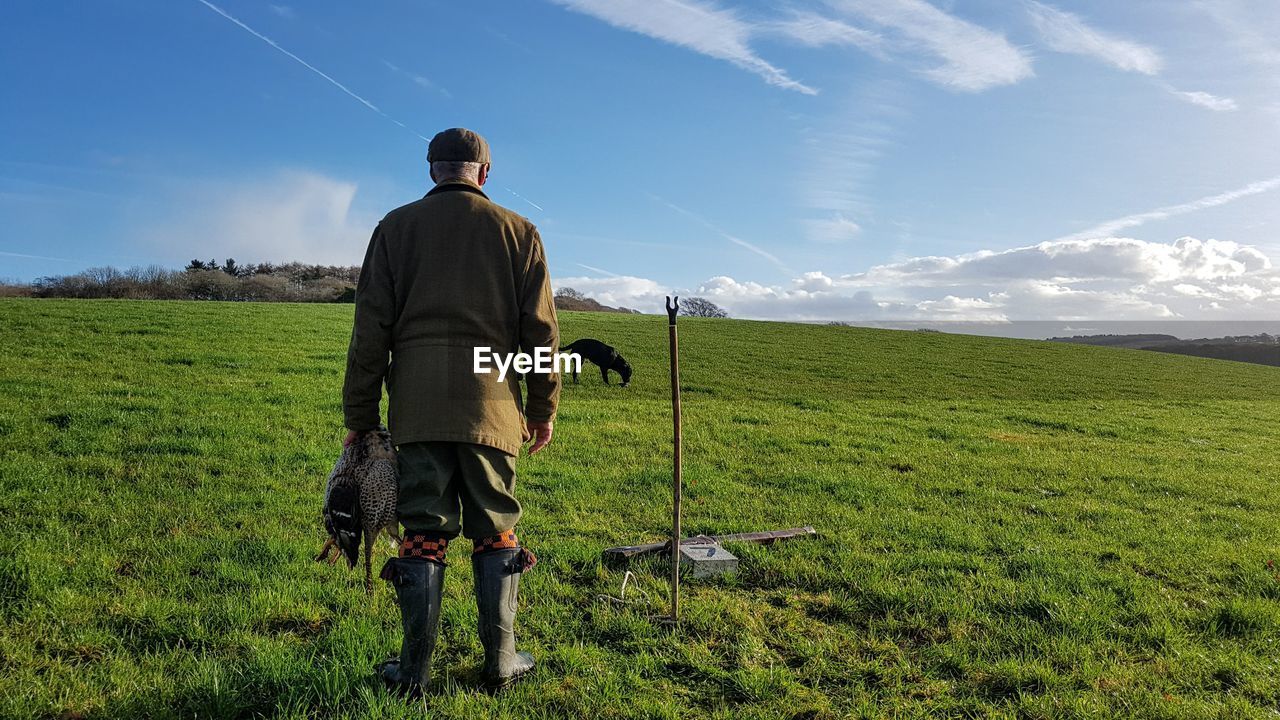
[316,428,402,593]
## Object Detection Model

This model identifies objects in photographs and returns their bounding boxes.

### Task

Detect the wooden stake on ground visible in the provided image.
[599,301,818,620]
[666,296,682,624]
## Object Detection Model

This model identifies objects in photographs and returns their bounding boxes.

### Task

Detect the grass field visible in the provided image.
[2,298,1279,719]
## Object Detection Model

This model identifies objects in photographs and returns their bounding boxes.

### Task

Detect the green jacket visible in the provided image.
[342,180,561,456]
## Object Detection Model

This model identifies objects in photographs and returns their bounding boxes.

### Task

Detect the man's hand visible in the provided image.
[526,419,554,455]
[343,429,359,447]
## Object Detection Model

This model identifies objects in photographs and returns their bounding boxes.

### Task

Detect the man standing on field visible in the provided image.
[342,127,560,695]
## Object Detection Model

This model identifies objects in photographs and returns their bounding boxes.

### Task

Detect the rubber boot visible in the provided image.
[473,548,535,687]
[377,558,444,696]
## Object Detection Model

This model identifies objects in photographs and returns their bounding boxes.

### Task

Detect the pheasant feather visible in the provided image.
[317,428,401,593]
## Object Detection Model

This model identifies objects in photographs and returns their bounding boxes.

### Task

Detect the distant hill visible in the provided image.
[1145,342,1280,367]
[1049,334,1181,349]
[1050,333,1280,367]
[553,294,641,314]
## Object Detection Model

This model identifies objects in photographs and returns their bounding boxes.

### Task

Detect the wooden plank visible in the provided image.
[602,526,816,565]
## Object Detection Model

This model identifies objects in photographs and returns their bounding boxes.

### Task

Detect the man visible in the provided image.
[342,127,560,695]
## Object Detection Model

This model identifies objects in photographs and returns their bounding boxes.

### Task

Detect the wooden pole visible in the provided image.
[665,296,682,623]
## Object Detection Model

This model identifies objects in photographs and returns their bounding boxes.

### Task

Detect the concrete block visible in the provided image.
[679,543,738,578]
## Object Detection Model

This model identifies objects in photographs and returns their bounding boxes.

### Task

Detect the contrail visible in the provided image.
[1055,174,1280,242]
[576,262,620,277]
[193,0,430,142]
[503,186,544,212]
[650,193,793,275]
[194,0,547,214]
[0,250,76,262]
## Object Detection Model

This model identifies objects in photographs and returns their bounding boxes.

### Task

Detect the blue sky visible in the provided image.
[3,0,1280,322]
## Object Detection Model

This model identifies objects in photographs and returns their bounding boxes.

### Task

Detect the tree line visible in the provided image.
[553,288,729,318]
[7,262,731,317]
[23,260,359,302]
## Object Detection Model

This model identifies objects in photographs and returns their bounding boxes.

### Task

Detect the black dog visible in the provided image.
[561,338,632,386]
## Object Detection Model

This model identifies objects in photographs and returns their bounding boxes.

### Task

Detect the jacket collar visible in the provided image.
[425,179,490,200]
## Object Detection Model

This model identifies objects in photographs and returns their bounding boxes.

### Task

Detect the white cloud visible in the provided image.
[1197,1,1280,70]
[553,272,893,320]
[693,274,896,320]
[760,11,884,53]
[1056,175,1280,243]
[1168,88,1238,112]
[1025,0,1162,75]
[557,236,1280,322]
[804,212,862,243]
[1023,3,1241,113]
[128,181,1276,326]
[146,170,374,266]
[993,281,1177,320]
[839,236,1280,319]
[796,271,835,292]
[552,275,670,310]
[795,84,908,244]
[825,0,1035,91]
[548,0,1037,94]
[268,5,295,20]
[549,0,816,94]
[913,294,1008,321]
[1218,283,1265,301]
[799,124,886,226]
[850,237,1273,286]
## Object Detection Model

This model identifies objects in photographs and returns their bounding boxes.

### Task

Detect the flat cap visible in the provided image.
[427,127,491,164]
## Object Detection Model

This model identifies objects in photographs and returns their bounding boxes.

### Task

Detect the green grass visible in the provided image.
[2,298,1279,719]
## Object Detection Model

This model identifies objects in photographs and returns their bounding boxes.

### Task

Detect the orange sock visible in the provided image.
[400,533,449,564]
[472,530,519,554]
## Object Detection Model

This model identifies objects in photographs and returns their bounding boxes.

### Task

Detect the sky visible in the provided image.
[3,0,1280,325]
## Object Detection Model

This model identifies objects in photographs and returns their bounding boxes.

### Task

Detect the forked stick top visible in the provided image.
[666,295,679,324]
